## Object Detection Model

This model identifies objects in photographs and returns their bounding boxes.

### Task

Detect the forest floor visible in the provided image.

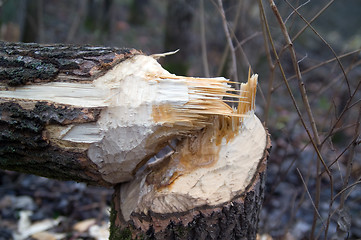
[1,152,360,240]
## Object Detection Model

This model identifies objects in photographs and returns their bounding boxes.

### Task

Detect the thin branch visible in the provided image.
[284,0,310,24]
[229,29,252,69]
[292,0,335,42]
[348,98,361,110]
[266,2,328,236]
[262,1,334,237]
[326,178,361,239]
[259,3,275,125]
[217,0,238,83]
[339,104,361,208]
[268,0,321,147]
[66,0,87,43]
[310,59,361,104]
[234,32,262,51]
[284,0,351,97]
[296,168,326,229]
[273,48,361,91]
[293,49,359,82]
[257,0,327,173]
[320,132,359,176]
[200,0,210,77]
[222,12,252,73]
[333,180,361,204]
[216,1,242,77]
[321,80,361,146]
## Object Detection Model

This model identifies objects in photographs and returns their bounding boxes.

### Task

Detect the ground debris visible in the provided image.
[0,170,112,240]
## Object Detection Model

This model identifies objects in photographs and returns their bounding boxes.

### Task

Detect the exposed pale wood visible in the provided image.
[109,74,270,240]
[0,42,270,240]
[0,41,141,186]
[110,134,270,240]
[0,42,260,185]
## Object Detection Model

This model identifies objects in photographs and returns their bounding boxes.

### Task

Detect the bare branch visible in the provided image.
[285,0,351,97]
[339,104,361,208]
[284,0,310,24]
[200,0,210,77]
[217,0,238,83]
[296,168,326,229]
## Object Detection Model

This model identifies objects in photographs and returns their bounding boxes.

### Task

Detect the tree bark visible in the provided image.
[0,41,141,186]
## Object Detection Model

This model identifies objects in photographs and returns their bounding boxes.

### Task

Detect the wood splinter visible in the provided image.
[0,42,270,240]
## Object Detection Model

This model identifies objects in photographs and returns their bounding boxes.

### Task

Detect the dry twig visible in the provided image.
[200,0,210,77]
[217,0,238,83]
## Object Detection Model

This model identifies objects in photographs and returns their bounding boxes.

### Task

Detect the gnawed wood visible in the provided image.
[109,74,270,240]
[0,42,270,239]
[0,42,262,186]
[110,134,270,240]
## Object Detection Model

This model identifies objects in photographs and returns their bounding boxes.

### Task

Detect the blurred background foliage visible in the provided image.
[0,0,361,239]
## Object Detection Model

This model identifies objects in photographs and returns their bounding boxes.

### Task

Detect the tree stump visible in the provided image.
[0,41,270,240]
[110,113,270,240]
[111,134,270,240]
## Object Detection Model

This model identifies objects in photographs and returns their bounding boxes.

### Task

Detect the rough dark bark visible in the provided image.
[109,135,271,240]
[0,101,105,185]
[0,41,141,86]
[0,41,141,186]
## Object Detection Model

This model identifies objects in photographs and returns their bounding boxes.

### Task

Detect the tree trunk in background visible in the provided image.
[128,0,150,26]
[0,0,26,42]
[101,0,113,34]
[84,0,113,36]
[22,0,44,43]
[163,0,196,76]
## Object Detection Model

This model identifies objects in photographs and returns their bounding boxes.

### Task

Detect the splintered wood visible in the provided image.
[147,72,259,189]
[0,52,261,187]
[0,42,268,239]
[151,73,258,129]
[119,69,266,224]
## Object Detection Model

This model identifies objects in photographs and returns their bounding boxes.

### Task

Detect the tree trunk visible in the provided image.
[107,72,269,239]
[110,136,270,240]
[0,41,141,186]
[0,41,270,239]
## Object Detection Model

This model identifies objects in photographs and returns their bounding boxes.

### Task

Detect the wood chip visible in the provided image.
[73,218,96,232]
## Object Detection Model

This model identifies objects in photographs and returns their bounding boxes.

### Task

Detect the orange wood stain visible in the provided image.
[148,73,258,189]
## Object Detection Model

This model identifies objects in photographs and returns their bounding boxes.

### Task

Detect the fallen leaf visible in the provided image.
[31,231,57,240]
[73,218,96,232]
[89,222,109,240]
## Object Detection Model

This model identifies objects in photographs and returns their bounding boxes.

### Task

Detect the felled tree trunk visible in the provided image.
[0,41,270,240]
[0,41,142,186]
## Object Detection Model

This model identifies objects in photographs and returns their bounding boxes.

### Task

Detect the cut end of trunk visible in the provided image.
[0,43,269,239]
[115,71,267,229]
[0,53,263,188]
